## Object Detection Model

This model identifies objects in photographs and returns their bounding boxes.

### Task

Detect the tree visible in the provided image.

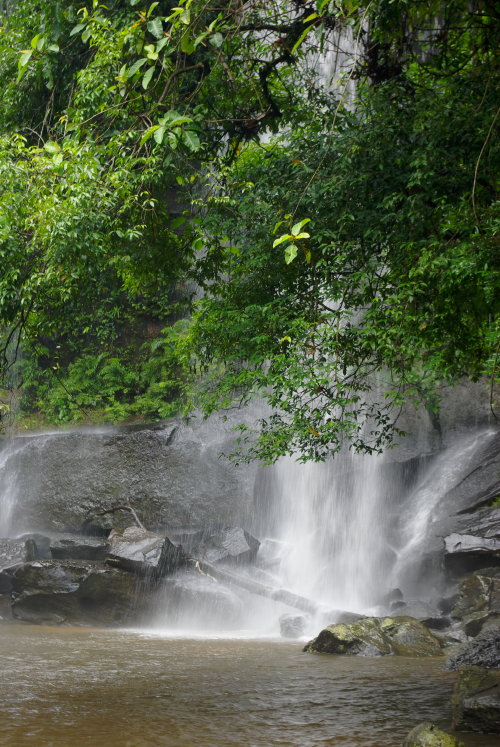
[0,1,498,457]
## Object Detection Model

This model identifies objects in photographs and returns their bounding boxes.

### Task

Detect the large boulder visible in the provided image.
[106,526,186,576]
[451,666,500,733]
[446,629,500,670]
[10,559,146,626]
[176,526,260,565]
[402,722,465,746]
[304,616,442,657]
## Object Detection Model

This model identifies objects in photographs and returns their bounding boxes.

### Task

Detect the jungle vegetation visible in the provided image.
[0,0,498,461]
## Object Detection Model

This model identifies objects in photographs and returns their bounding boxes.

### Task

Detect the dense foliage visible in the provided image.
[0,1,498,460]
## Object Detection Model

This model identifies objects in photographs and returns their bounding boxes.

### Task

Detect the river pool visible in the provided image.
[0,623,495,747]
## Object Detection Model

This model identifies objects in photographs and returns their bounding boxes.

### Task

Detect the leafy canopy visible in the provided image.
[0,0,498,459]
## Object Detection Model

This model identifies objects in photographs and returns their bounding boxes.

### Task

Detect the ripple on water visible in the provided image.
[0,623,496,747]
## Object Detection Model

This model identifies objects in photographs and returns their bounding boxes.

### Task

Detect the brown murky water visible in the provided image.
[0,623,495,747]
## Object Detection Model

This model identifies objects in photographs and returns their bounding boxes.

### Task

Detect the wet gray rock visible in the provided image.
[402,722,465,746]
[444,508,500,574]
[463,613,500,638]
[0,538,26,570]
[22,534,51,560]
[0,593,13,620]
[451,666,500,733]
[279,613,307,639]
[106,526,185,576]
[304,616,442,658]
[50,536,109,561]
[446,629,500,670]
[0,417,258,535]
[10,559,146,626]
[451,571,500,621]
[189,526,260,565]
[0,538,28,593]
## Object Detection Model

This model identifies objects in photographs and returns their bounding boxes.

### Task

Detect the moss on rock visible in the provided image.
[304,616,442,657]
[402,722,465,746]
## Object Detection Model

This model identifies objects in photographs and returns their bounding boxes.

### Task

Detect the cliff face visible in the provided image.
[0,415,258,536]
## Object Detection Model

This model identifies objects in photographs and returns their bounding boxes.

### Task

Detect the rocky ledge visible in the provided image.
[0,524,260,626]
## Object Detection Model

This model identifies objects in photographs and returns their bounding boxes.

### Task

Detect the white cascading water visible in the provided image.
[251,427,497,631]
[0,439,27,537]
[0,422,497,637]
[255,450,392,614]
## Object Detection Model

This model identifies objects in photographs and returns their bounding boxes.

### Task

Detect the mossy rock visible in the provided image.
[402,722,465,746]
[380,616,443,657]
[451,666,500,733]
[303,617,392,656]
[304,616,442,657]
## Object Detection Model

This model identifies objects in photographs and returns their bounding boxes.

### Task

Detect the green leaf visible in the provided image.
[171,216,186,229]
[70,23,86,37]
[147,18,163,39]
[156,37,171,53]
[293,232,310,240]
[180,34,195,54]
[273,234,292,248]
[182,130,200,152]
[291,26,314,54]
[140,125,159,146]
[209,32,223,48]
[284,245,299,264]
[18,49,33,69]
[44,141,61,154]
[147,2,160,17]
[48,44,60,53]
[142,66,155,89]
[153,125,166,144]
[291,218,311,236]
[127,57,147,78]
[31,34,42,50]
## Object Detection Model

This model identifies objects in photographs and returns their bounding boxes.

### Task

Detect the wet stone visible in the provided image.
[304,616,442,658]
[402,722,465,746]
[446,628,500,670]
[451,666,500,733]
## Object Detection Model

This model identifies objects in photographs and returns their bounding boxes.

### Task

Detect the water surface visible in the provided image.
[0,623,495,747]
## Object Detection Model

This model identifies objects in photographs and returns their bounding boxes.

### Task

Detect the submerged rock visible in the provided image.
[304,616,442,658]
[10,559,145,626]
[451,666,500,733]
[402,722,465,746]
[446,629,500,670]
[279,613,307,639]
[106,526,185,576]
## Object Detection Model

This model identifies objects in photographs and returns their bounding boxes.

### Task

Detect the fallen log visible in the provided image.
[189,558,319,616]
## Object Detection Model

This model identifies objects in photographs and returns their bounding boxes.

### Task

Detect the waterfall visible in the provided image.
[252,427,497,626]
[0,438,28,537]
[0,418,497,636]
